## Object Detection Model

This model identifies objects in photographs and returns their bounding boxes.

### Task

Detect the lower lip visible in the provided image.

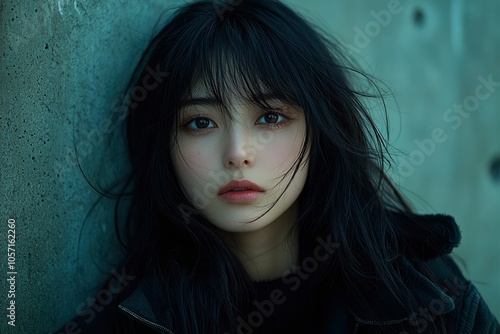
[218,190,263,203]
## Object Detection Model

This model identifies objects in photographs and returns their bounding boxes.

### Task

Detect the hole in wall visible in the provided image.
[413,7,425,27]
[490,156,500,183]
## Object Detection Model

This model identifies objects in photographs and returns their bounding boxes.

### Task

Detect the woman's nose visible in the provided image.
[223,128,256,169]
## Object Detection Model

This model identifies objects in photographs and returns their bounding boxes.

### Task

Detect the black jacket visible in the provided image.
[57,213,500,333]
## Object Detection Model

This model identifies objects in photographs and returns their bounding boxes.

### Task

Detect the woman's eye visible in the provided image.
[185,117,216,130]
[256,112,284,125]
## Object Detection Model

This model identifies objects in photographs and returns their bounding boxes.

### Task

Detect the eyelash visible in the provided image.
[181,110,291,134]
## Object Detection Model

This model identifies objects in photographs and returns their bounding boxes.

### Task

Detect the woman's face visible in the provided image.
[171,84,309,234]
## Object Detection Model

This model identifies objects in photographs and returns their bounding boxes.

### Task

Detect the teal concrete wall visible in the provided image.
[1,0,498,332]
[285,0,499,319]
[1,1,171,332]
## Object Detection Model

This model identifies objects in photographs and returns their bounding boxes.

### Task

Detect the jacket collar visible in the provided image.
[118,258,457,331]
[344,211,461,324]
[118,271,175,333]
[118,212,461,331]
[344,255,455,325]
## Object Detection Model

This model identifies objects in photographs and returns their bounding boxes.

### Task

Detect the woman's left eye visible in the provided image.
[184,117,217,130]
[256,111,286,127]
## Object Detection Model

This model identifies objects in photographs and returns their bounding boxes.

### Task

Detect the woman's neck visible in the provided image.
[218,200,300,281]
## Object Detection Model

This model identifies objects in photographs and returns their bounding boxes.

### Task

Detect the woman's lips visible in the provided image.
[218,179,264,204]
[218,190,263,203]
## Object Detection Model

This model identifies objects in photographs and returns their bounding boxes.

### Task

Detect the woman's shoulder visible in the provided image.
[345,251,500,333]
[53,265,162,334]
[422,254,500,333]
[394,210,500,332]
[347,211,500,333]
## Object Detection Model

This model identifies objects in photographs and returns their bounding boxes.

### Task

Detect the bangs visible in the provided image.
[182,11,303,114]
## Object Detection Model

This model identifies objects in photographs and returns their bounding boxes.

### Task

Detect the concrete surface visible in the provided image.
[0,0,498,332]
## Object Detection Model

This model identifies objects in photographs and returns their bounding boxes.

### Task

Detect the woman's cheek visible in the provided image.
[185,149,214,175]
[263,136,303,169]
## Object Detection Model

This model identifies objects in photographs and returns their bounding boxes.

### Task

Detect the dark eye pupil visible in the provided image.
[195,119,209,128]
[265,113,278,123]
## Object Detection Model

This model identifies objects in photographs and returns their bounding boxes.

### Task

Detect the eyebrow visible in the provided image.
[179,93,284,108]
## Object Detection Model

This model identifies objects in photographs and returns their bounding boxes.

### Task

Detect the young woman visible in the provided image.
[59,0,499,333]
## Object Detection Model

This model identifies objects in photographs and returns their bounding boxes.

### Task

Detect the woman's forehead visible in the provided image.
[183,79,283,109]
[182,91,284,108]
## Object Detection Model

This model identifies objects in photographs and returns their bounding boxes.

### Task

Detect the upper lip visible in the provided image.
[218,179,264,195]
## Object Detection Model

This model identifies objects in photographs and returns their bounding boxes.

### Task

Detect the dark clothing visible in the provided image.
[56,212,500,334]
[247,236,354,334]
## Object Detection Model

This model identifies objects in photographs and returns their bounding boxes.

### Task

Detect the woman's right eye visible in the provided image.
[184,117,217,131]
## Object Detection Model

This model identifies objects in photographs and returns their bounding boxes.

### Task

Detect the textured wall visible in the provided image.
[0,0,498,333]
[286,0,500,319]
[0,1,171,333]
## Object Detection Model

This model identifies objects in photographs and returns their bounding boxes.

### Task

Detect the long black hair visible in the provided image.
[80,0,453,332]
